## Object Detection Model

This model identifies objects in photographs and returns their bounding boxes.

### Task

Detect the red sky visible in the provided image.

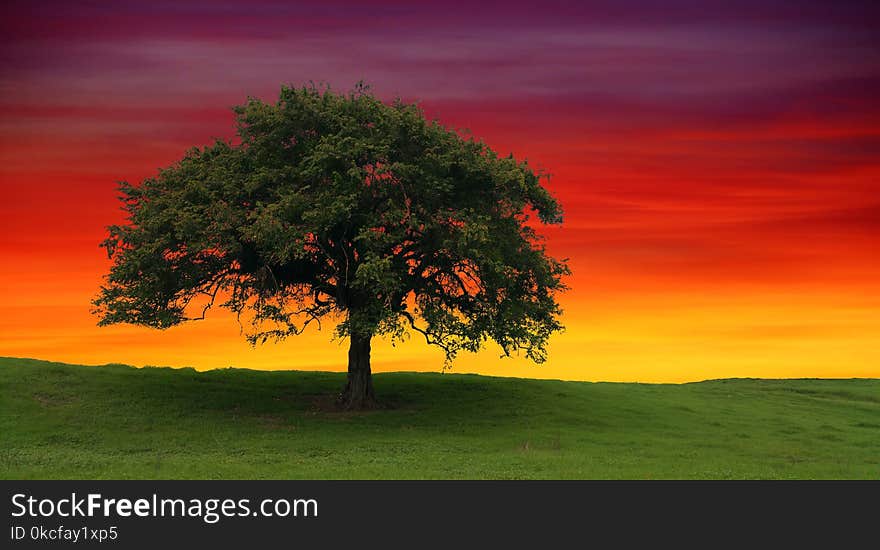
[1,0,878,381]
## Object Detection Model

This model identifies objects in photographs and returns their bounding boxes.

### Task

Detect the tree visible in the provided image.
[93,83,570,409]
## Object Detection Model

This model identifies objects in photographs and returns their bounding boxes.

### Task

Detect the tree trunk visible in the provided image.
[338,333,378,410]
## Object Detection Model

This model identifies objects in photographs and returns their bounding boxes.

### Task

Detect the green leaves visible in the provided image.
[94,83,569,368]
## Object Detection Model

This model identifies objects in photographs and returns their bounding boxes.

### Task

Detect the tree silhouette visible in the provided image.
[93,83,569,409]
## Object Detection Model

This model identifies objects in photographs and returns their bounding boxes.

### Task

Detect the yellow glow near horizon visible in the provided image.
[3,281,877,382]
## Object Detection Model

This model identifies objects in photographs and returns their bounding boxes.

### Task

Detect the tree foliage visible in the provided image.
[94,83,570,368]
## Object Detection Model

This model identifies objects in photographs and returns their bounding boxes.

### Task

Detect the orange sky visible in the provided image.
[1,1,878,381]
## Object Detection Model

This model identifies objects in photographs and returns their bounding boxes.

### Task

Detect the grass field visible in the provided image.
[1,357,878,479]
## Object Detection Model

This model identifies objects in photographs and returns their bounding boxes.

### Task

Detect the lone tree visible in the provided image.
[94,84,569,409]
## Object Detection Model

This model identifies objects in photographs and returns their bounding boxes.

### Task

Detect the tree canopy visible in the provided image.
[94,83,570,408]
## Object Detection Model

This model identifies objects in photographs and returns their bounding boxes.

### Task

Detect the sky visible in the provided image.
[1,0,878,381]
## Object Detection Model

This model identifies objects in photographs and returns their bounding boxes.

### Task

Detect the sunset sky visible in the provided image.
[1,1,878,382]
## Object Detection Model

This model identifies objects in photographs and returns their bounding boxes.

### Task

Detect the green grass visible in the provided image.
[1,357,878,479]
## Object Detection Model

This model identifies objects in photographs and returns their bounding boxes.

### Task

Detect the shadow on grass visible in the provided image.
[7,358,557,431]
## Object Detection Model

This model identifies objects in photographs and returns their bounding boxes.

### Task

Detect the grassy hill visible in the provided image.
[1,357,878,479]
